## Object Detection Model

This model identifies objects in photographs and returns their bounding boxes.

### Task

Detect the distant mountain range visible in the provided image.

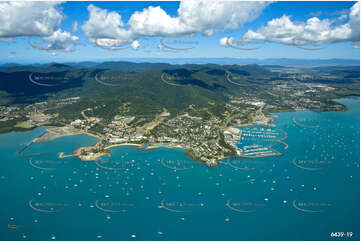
[1,58,359,68]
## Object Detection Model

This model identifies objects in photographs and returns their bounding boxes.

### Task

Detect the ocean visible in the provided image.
[0,97,359,241]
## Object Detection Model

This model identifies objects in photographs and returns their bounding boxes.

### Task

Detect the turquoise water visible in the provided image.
[0,97,359,241]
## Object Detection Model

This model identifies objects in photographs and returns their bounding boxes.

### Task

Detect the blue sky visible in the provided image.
[0,1,359,63]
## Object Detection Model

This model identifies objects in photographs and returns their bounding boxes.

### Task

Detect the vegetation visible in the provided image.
[0,61,358,165]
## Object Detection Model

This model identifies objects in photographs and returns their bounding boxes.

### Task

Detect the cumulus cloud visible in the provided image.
[128,6,186,37]
[82,4,134,49]
[0,2,63,38]
[349,2,360,42]
[176,1,269,35]
[232,2,359,47]
[29,29,79,52]
[0,1,79,52]
[243,15,351,45]
[82,1,269,49]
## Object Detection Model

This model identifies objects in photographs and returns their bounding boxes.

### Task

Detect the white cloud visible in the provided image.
[349,2,360,42]
[219,37,231,46]
[29,29,79,52]
[82,4,134,48]
[131,40,140,50]
[130,1,269,36]
[232,2,359,47]
[176,1,269,35]
[243,15,351,45]
[82,1,269,49]
[128,6,188,37]
[0,2,63,38]
[0,1,80,52]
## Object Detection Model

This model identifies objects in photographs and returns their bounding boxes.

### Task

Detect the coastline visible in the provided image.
[104,143,143,150]
[27,118,287,166]
[30,122,279,165]
[145,143,186,151]
[22,95,359,166]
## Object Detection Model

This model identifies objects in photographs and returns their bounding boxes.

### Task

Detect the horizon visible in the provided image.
[2,57,360,66]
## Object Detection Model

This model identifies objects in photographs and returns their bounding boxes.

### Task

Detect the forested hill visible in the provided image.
[0,61,358,120]
[0,62,274,105]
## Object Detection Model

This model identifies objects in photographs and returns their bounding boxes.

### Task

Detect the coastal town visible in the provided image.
[0,90,282,166]
[16,99,274,166]
[0,64,355,166]
[0,84,345,167]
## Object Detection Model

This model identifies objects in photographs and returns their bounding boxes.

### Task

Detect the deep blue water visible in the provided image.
[0,97,359,241]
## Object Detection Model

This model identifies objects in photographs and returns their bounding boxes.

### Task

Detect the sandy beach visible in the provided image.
[104,143,144,150]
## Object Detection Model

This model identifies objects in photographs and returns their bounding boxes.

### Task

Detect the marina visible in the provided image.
[237,127,288,158]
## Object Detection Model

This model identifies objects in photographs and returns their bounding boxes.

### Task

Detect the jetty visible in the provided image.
[17,141,34,155]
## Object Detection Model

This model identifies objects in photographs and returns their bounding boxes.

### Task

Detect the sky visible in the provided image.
[0,1,359,63]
